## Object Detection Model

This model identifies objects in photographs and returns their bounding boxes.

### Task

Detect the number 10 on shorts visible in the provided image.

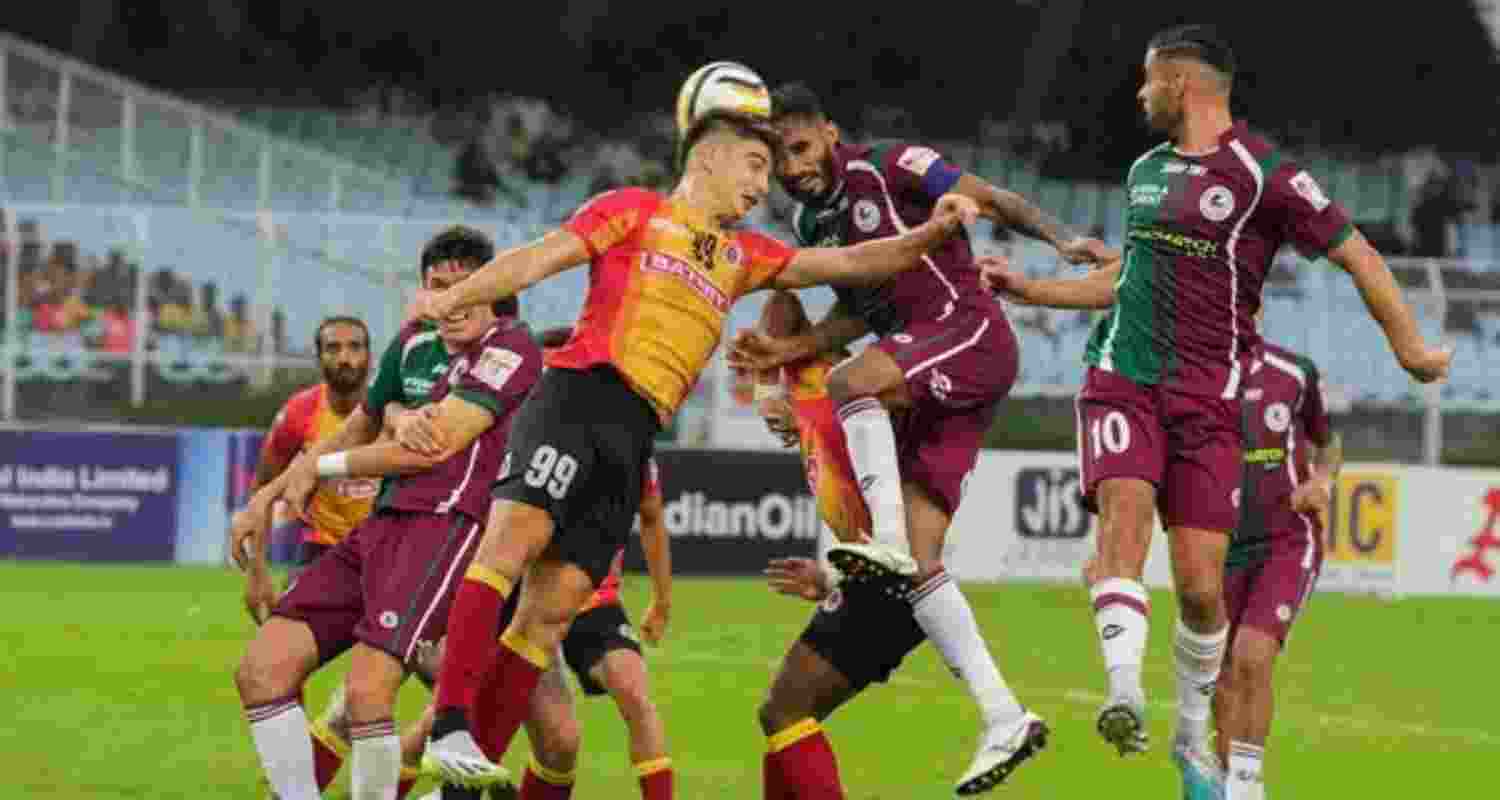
[524,445,578,500]
[1089,411,1132,458]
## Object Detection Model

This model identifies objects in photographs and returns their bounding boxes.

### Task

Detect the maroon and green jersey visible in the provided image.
[1085,122,1354,398]
[376,317,542,522]
[791,140,978,335]
[1229,341,1332,568]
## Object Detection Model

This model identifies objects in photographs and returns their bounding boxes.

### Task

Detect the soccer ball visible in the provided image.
[674,61,771,136]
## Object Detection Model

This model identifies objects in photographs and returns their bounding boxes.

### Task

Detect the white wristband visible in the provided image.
[752,381,784,403]
[316,452,350,479]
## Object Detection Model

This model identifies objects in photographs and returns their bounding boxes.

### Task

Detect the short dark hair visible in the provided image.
[678,110,781,170]
[419,225,517,318]
[770,82,826,123]
[1148,24,1236,81]
[314,315,369,354]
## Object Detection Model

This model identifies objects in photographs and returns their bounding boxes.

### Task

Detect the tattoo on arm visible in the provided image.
[992,189,1079,247]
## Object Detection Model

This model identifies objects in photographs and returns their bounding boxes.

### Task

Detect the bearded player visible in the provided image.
[232,228,544,800]
[247,315,375,602]
[728,82,1110,793]
[979,27,1445,774]
[748,289,1047,798]
[408,108,977,790]
[987,251,1345,799]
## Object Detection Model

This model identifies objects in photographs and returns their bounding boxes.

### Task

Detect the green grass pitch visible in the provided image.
[1,562,1494,798]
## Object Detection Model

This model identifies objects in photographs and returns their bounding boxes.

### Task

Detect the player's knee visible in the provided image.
[235,640,302,703]
[757,694,806,737]
[1174,578,1223,628]
[532,716,581,773]
[610,678,656,728]
[1229,633,1278,689]
[343,669,400,723]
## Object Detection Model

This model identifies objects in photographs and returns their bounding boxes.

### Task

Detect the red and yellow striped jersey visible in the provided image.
[263,384,378,544]
[785,357,872,544]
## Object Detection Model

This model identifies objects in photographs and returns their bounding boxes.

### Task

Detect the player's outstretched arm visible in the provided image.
[1326,231,1452,383]
[417,230,590,320]
[771,194,976,290]
[638,489,673,645]
[953,174,1118,266]
[314,394,495,481]
[979,255,1120,309]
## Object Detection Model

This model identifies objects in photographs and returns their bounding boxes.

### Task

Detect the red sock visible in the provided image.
[635,758,673,800]
[461,629,547,760]
[520,756,575,800]
[309,726,345,791]
[435,567,512,712]
[767,719,844,800]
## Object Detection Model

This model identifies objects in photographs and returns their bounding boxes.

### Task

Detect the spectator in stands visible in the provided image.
[271,309,286,355]
[197,281,225,341]
[150,267,193,333]
[1412,169,1469,257]
[225,293,254,353]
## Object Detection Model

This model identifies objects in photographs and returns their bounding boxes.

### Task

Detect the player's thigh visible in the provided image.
[880,304,1018,414]
[511,557,599,648]
[269,530,367,667]
[1076,368,1166,515]
[826,341,909,406]
[595,644,653,712]
[762,641,859,733]
[1160,391,1242,534]
[355,512,484,670]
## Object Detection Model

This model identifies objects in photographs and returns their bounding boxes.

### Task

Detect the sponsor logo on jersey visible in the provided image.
[1199,185,1236,222]
[928,368,953,403]
[896,146,942,176]
[853,198,881,233]
[1130,184,1169,207]
[641,251,730,311]
[1290,170,1331,212]
[1162,161,1207,176]
[473,347,523,391]
[1130,226,1218,258]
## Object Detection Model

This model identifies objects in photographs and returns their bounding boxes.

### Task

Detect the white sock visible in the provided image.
[911,569,1024,728]
[1173,619,1228,747]
[1227,740,1265,800]
[1089,578,1150,701]
[350,720,402,800]
[245,696,320,800]
[837,397,908,547]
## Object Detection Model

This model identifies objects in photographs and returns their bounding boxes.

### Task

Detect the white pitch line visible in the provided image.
[661,650,1500,747]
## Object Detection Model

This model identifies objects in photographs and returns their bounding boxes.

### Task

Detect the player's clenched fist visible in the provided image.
[934,192,981,230]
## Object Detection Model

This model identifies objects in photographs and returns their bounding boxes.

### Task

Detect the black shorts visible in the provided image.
[799,581,927,690]
[561,603,641,696]
[493,366,658,586]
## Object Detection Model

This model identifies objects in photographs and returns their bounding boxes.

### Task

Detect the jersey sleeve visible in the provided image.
[734,230,797,295]
[451,339,540,419]
[1266,162,1355,260]
[562,187,655,260]
[881,142,964,200]
[1298,355,1332,448]
[261,392,310,465]
[361,332,408,418]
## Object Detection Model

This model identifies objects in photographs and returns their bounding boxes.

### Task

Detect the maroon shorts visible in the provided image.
[1225,524,1324,646]
[273,509,483,668]
[1076,367,1242,532]
[872,304,1017,514]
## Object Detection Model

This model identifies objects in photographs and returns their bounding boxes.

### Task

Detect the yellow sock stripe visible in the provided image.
[501,628,551,670]
[308,718,351,758]
[464,564,513,596]
[767,718,822,754]
[634,756,673,778]
[528,755,576,786]
[399,764,422,781]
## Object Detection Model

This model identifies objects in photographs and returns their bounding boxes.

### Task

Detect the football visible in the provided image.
[674,61,772,135]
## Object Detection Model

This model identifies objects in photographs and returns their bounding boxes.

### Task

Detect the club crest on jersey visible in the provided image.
[379,610,399,629]
[723,243,742,267]
[1200,185,1235,222]
[692,230,720,270]
[473,347,522,391]
[1264,401,1292,433]
[853,199,881,233]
